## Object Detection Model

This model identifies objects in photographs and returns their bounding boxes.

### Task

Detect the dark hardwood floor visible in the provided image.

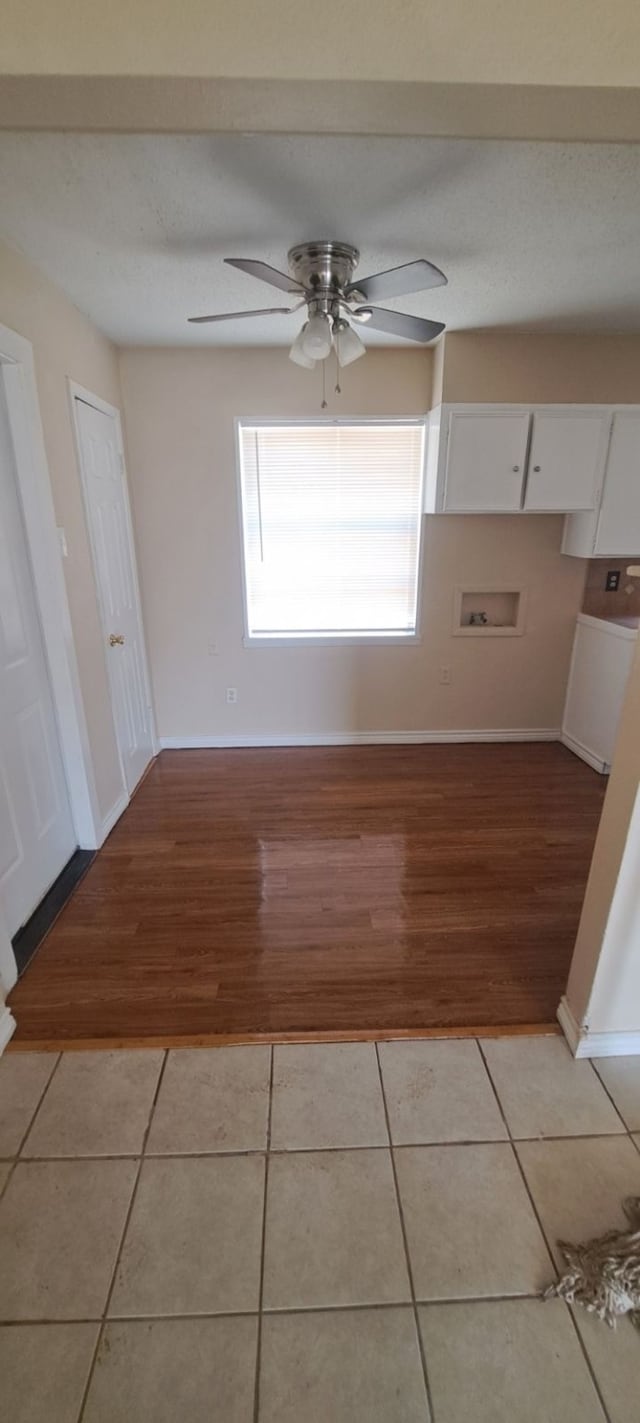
[8,744,606,1046]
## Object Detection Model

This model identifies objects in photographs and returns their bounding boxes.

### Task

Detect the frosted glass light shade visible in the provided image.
[289,325,316,368]
[335,322,366,367]
[301,312,333,360]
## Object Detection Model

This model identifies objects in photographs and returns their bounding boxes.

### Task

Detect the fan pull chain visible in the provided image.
[321,360,328,409]
[334,343,341,396]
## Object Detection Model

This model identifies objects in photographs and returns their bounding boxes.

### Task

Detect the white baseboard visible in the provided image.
[561,731,609,775]
[584,1032,640,1058]
[557,996,583,1054]
[159,728,561,750]
[99,791,129,844]
[0,1006,17,1056]
[558,995,640,1058]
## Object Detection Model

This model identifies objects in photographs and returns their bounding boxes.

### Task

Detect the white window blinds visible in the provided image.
[237,422,425,639]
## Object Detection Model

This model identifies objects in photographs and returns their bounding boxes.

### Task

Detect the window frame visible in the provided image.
[234,416,427,647]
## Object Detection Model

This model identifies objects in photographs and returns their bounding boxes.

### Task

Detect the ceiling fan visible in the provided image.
[188,240,447,368]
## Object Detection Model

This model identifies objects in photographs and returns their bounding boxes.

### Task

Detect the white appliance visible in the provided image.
[562,613,638,773]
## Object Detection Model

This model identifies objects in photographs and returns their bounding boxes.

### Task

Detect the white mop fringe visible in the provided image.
[544,1195,640,1329]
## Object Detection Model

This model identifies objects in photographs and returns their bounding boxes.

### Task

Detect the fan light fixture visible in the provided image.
[289,315,366,369]
[188,241,447,386]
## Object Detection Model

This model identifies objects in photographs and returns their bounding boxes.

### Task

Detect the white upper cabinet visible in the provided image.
[523,411,610,512]
[425,405,610,515]
[441,410,529,512]
[597,413,640,553]
[562,412,640,557]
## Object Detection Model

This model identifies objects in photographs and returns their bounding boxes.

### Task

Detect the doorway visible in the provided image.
[71,387,155,797]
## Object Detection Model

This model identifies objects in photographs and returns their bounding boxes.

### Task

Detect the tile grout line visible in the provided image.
[1,1051,64,1202]
[474,1040,558,1278]
[253,1043,274,1423]
[75,1048,169,1423]
[590,1059,636,1136]
[374,1042,435,1423]
[576,1058,638,1421]
[475,1038,613,1423]
[16,1052,63,1157]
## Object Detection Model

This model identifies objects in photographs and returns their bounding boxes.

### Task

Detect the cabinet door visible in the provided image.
[524,411,609,511]
[594,412,640,555]
[443,412,529,512]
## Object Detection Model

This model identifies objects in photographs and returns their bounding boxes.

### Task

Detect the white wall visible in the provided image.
[564,632,640,1047]
[119,345,586,743]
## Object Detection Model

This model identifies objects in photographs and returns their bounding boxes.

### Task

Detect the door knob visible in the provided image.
[533,465,541,472]
[109,633,125,646]
[512,466,520,472]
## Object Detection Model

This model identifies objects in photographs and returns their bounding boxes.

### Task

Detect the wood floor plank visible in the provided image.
[8,744,606,1045]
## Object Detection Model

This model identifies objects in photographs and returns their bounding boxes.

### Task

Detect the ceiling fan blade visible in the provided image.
[346,258,447,303]
[188,306,295,324]
[224,257,303,294]
[355,307,445,344]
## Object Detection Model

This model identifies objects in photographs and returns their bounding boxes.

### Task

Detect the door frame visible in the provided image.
[68,379,157,798]
[0,325,102,847]
[0,323,105,996]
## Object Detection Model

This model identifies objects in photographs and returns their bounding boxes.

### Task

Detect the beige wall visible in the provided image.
[439,333,640,405]
[119,346,585,741]
[565,633,640,1034]
[2,0,639,86]
[0,239,124,823]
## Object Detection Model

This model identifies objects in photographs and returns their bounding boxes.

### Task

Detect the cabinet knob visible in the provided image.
[512,465,520,473]
[533,465,541,472]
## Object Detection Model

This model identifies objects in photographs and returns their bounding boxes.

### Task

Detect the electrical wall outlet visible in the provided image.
[605,570,620,592]
[225,687,238,704]
[439,666,452,685]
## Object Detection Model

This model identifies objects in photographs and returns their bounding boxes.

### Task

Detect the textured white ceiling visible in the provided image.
[0,133,639,346]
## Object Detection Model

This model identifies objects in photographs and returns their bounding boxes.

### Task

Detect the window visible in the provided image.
[237,421,425,641]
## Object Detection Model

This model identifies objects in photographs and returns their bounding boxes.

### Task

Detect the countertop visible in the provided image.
[577,612,639,639]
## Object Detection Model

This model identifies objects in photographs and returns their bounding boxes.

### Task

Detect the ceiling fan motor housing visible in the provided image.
[288,241,361,316]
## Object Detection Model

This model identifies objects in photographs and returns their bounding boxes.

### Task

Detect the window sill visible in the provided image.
[242,634,421,648]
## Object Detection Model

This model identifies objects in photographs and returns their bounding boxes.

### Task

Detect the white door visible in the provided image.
[0,377,76,936]
[524,411,610,512]
[443,411,529,512]
[595,412,640,556]
[74,396,154,796]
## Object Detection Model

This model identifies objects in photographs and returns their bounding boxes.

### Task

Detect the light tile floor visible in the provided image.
[1,1035,640,1422]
